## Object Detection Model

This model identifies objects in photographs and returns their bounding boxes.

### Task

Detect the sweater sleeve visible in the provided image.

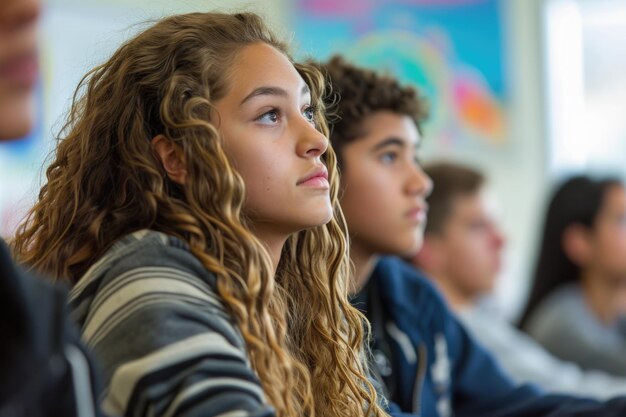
[74,241,275,417]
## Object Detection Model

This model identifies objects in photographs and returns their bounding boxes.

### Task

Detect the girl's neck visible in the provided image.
[581,271,621,325]
[349,240,379,295]
[250,224,288,275]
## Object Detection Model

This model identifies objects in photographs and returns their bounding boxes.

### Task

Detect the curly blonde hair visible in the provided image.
[12,12,385,417]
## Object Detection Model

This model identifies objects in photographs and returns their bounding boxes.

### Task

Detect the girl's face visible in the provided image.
[213,42,332,238]
[588,185,626,280]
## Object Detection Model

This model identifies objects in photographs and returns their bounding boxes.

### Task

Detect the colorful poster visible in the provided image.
[293,0,507,149]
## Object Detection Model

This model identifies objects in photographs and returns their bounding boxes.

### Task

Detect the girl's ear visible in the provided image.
[151,134,187,185]
[562,223,592,267]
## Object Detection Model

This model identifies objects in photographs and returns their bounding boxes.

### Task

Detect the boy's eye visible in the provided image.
[380,151,398,164]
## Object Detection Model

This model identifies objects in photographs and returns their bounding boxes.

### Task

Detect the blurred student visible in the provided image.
[520,175,626,376]
[323,54,626,417]
[412,161,626,398]
[0,0,102,415]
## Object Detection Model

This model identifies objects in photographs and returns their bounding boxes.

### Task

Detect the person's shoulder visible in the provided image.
[374,256,429,284]
[373,256,451,321]
[107,230,209,275]
[375,257,446,298]
[72,230,240,351]
[526,285,587,340]
[75,230,215,290]
[534,285,585,323]
[1,238,68,330]
[69,230,221,324]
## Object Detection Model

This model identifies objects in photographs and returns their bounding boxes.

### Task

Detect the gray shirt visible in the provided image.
[524,285,626,377]
[459,301,626,398]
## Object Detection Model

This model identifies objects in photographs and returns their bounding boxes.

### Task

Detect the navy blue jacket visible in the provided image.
[356,256,626,417]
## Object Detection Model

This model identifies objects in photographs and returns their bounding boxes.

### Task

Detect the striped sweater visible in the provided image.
[69,230,274,417]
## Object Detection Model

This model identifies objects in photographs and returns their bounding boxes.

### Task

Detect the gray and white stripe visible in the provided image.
[70,230,274,417]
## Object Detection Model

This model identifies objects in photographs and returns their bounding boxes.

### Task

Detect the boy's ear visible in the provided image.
[151,134,187,185]
[562,223,592,267]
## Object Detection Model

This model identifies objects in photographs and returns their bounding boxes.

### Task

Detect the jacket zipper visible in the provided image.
[56,281,97,417]
[65,344,97,417]
[412,343,428,415]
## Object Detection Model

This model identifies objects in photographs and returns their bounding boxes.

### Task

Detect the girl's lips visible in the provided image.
[299,176,330,188]
[0,51,39,88]
[297,166,329,188]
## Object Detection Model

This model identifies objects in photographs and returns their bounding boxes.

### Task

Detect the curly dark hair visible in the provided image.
[320,55,429,166]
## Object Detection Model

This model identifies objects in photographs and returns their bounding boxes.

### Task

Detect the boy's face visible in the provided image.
[0,0,40,141]
[339,111,432,257]
[433,190,504,298]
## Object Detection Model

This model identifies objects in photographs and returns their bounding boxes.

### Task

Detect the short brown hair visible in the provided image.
[424,161,485,235]
[320,55,428,166]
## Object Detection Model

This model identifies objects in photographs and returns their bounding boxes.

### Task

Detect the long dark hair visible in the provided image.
[519,175,623,328]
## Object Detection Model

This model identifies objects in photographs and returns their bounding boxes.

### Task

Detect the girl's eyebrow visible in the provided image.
[239,84,310,106]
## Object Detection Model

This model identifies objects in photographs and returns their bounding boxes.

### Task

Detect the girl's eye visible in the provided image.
[380,151,398,164]
[257,109,279,125]
[303,105,316,124]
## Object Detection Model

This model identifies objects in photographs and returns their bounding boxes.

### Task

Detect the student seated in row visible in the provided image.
[12,12,388,417]
[322,55,626,417]
[520,175,626,376]
[412,161,626,398]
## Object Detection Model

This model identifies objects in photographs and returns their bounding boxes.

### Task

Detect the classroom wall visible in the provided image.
[486,0,547,319]
[0,0,593,319]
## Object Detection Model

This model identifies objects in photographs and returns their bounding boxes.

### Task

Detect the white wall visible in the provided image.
[415,0,549,320]
[491,0,547,320]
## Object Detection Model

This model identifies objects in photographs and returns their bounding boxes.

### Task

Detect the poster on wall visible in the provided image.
[293,0,507,153]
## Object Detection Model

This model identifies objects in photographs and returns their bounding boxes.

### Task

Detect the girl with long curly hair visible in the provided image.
[11,12,386,417]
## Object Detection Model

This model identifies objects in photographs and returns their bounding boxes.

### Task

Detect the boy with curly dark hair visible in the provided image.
[322,55,626,417]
